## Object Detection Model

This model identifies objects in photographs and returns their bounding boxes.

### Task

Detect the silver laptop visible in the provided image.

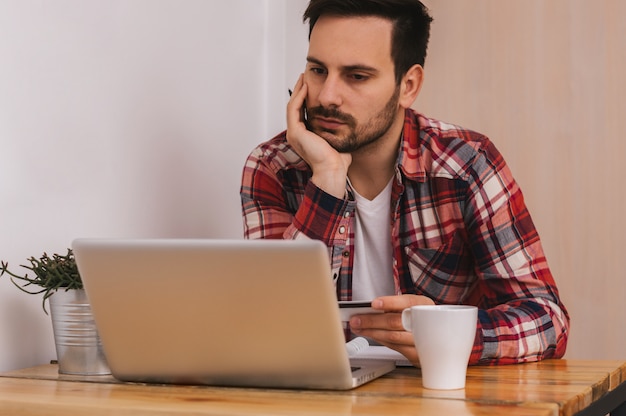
[72,238,395,390]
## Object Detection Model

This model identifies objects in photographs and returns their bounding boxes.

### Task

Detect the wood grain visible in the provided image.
[2,360,624,416]
[0,377,559,416]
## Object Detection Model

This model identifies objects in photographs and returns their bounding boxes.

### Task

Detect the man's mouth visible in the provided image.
[313,116,346,130]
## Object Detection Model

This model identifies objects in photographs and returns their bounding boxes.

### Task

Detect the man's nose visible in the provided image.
[317,75,343,108]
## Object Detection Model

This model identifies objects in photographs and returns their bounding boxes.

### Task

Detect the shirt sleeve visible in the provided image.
[464,140,570,365]
[240,147,354,278]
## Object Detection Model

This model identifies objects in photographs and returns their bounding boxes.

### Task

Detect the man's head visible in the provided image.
[303,0,433,84]
[300,0,432,154]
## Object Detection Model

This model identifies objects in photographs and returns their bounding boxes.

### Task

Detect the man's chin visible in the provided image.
[318,134,351,153]
[307,127,354,153]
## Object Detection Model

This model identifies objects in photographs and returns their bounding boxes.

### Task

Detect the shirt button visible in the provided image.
[344,211,351,218]
[342,251,350,258]
[338,226,346,234]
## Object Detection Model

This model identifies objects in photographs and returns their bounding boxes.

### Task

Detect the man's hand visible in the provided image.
[349,294,435,367]
[286,74,351,199]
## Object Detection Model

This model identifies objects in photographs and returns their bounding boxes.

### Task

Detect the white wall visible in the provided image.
[0,0,309,371]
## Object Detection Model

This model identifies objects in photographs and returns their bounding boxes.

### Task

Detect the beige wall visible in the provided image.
[417,0,626,360]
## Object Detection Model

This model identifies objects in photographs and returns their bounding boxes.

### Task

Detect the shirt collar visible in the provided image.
[396,108,427,183]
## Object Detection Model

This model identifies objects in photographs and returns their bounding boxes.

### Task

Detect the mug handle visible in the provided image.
[401,308,413,332]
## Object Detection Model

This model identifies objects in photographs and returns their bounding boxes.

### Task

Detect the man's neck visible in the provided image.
[347,111,404,200]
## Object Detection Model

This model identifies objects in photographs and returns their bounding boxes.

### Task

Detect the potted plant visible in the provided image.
[1,249,109,375]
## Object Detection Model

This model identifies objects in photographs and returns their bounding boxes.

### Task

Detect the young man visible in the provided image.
[240,0,569,365]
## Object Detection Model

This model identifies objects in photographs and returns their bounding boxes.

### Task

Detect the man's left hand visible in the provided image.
[349,294,435,367]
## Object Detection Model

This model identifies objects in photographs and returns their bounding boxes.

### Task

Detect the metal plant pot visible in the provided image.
[49,288,110,375]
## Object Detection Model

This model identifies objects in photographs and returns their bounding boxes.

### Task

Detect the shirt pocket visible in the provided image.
[404,232,476,304]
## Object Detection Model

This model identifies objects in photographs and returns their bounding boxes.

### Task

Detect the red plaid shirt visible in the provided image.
[240,109,569,365]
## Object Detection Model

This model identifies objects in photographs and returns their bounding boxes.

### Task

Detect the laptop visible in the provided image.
[71,238,395,390]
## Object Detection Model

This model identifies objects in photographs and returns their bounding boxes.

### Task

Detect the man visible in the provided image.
[240,0,569,365]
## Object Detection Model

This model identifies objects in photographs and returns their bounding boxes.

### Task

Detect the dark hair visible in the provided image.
[303,0,433,84]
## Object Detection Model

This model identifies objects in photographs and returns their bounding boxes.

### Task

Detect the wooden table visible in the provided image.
[0,360,624,416]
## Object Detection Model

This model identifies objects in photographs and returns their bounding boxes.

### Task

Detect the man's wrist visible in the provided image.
[310,171,347,199]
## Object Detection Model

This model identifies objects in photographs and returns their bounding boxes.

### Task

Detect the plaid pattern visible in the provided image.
[240,109,569,365]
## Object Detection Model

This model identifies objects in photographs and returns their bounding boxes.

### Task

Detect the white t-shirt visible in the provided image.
[350,179,396,301]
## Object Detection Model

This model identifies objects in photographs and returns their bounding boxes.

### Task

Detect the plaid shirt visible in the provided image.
[240,109,569,365]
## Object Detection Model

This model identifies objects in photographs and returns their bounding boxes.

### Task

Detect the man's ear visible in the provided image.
[399,64,424,108]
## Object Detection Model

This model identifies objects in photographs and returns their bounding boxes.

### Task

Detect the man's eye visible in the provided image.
[310,67,326,75]
[350,73,369,81]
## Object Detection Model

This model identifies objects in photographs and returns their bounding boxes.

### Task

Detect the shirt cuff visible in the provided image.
[292,181,353,245]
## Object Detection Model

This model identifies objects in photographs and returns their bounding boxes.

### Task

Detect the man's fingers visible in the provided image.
[349,308,422,368]
[286,75,306,127]
[350,311,403,331]
[372,294,435,312]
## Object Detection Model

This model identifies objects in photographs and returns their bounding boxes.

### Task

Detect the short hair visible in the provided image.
[303,0,433,84]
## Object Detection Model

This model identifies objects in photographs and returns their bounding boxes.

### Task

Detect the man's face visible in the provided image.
[305,15,401,153]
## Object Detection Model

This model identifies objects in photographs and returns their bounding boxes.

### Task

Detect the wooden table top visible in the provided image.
[1,359,624,416]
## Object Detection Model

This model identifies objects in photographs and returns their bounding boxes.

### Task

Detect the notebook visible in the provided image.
[71,238,396,390]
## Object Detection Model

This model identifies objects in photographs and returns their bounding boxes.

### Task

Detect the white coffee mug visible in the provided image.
[401,305,478,390]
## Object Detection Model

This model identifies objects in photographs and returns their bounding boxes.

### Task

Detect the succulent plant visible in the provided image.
[0,248,82,314]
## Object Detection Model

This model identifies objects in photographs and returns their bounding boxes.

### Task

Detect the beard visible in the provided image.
[306,86,401,153]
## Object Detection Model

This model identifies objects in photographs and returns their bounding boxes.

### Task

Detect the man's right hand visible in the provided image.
[286,74,352,199]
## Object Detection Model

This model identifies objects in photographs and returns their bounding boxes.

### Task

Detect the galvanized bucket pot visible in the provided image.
[49,288,110,375]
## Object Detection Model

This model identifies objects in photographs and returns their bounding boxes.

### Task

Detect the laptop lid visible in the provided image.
[72,238,394,390]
